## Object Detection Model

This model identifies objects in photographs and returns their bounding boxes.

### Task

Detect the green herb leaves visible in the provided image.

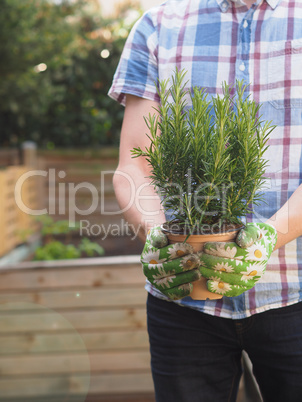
[131,69,275,230]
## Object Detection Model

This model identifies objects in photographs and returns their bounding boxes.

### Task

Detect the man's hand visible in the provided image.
[199,223,277,297]
[141,227,201,300]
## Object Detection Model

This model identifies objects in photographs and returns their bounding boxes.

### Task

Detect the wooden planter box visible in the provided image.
[0,166,40,258]
[0,256,155,402]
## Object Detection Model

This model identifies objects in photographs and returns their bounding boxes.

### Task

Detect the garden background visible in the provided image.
[0,0,260,401]
[0,1,162,401]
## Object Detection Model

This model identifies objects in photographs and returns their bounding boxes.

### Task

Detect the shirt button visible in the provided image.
[221,1,228,10]
[243,20,248,28]
[239,63,246,71]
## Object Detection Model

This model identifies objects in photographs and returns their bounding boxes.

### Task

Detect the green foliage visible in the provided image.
[0,0,79,145]
[79,237,105,257]
[132,69,276,231]
[34,237,105,260]
[0,0,140,147]
[33,215,104,260]
[35,215,81,237]
[34,241,81,260]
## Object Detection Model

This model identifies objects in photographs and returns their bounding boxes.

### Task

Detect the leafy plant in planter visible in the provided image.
[132,69,275,235]
[33,216,105,261]
[132,69,276,299]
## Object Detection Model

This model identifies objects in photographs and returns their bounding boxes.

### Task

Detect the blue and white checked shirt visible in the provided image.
[109,0,302,318]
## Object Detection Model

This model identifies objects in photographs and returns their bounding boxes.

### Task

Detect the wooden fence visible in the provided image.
[0,149,21,167]
[0,254,258,402]
[0,256,155,401]
[37,149,142,256]
[0,146,142,259]
[0,165,39,257]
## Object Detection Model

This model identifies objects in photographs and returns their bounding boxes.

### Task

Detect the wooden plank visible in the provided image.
[0,372,153,398]
[0,168,19,256]
[1,255,141,271]
[0,394,155,402]
[90,350,150,373]
[0,308,147,334]
[0,265,144,290]
[0,172,5,256]
[0,149,20,166]
[0,352,90,376]
[86,394,155,402]
[0,373,91,398]
[17,166,39,232]
[0,329,149,355]
[0,351,150,376]
[0,166,40,257]
[0,286,147,311]
[89,372,154,394]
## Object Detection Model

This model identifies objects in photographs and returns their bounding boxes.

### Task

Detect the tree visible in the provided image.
[0,0,81,145]
[43,1,139,147]
[0,0,141,147]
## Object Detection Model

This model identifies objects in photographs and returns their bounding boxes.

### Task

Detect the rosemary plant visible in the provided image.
[132,69,275,233]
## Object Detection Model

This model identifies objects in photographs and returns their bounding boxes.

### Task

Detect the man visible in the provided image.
[108,0,302,400]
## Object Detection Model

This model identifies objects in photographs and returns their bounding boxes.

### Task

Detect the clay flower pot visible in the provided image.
[162,226,242,300]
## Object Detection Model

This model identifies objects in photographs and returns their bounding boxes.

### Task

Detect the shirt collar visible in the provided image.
[266,0,281,9]
[216,0,281,12]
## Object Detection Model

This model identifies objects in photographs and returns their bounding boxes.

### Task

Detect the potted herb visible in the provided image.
[132,69,275,299]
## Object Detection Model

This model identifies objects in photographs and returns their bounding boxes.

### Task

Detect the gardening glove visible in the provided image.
[141,226,202,300]
[199,223,277,297]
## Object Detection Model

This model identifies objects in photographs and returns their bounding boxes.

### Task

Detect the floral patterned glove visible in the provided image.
[199,223,277,297]
[141,226,201,300]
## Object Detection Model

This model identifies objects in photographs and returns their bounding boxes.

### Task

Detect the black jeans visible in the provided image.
[147,293,302,402]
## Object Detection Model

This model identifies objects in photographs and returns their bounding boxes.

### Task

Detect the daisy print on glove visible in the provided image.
[199,223,277,297]
[141,249,166,268]
[168,242,194,259]
[140,227,201,300]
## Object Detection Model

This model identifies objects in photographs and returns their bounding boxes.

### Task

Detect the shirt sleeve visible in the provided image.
[108,11,159,106]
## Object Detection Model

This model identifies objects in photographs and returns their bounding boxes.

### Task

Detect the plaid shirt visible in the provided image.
[109,0,302,318]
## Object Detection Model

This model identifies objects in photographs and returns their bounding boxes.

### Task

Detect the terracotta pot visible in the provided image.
[164,228,241,300]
